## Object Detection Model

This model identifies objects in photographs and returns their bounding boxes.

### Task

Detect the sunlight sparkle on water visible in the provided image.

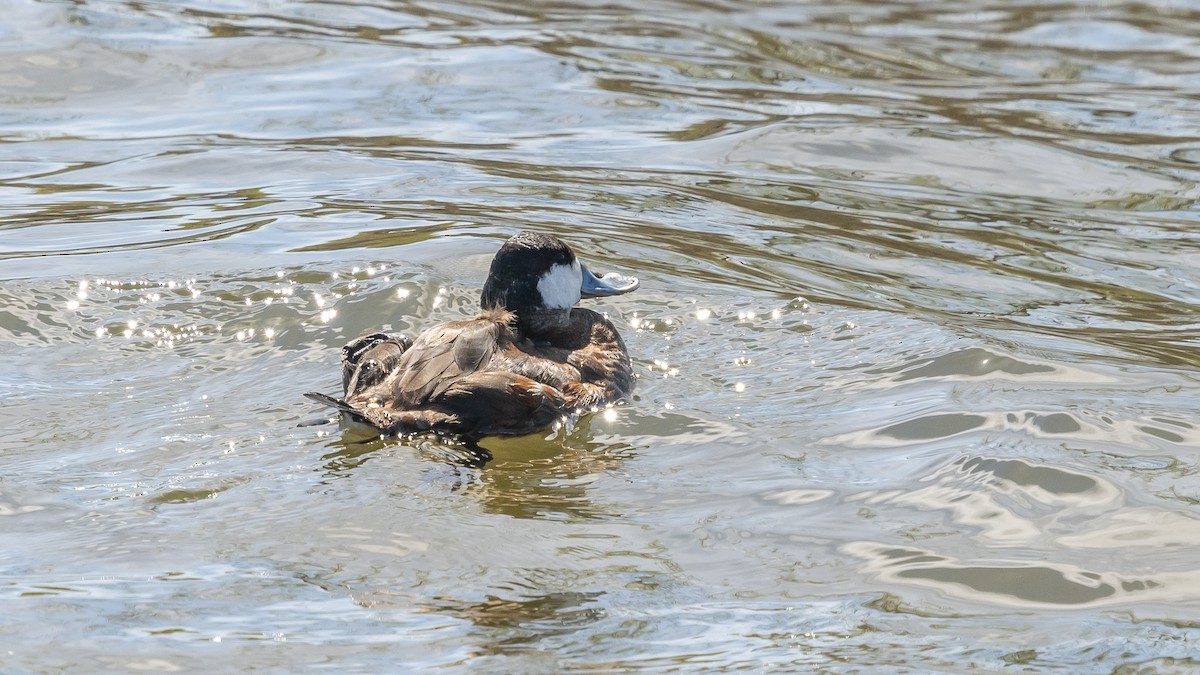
[603,408,617,422]
[396,288,411,299]
[651,359,679,377]
[734,382,746,393]
[695,308,712,321]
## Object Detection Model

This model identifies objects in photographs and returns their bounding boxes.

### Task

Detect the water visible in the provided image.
[3,0,1200,671]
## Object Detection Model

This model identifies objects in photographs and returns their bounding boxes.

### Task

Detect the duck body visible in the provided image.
[306,232,638,439]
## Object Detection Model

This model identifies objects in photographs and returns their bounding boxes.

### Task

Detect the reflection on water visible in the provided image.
[416,591,606,661]
[841,451,1200,610]
[3,0,1200,670]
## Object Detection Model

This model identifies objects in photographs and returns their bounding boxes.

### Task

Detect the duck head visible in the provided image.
[480,231,638,337]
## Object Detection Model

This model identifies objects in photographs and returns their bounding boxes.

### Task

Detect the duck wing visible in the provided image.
[437,371,568,436]
[387,317,506,407]
[308,313,519,434]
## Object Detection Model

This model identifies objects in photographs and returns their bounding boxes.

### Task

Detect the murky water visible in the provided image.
[3,0,1200,671]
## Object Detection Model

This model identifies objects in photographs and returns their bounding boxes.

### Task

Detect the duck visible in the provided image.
[305,231,639,440]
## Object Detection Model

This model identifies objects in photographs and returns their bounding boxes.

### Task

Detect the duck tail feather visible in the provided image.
[304,391,357,414]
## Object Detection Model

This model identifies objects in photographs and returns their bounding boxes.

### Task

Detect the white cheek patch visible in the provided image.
[537,260,582,309]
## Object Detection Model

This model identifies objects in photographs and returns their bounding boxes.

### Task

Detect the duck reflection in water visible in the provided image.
[317,423,639,521]
[306,231,639,464]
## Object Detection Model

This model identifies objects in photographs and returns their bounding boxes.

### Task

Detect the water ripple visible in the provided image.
[5,0,1200,670]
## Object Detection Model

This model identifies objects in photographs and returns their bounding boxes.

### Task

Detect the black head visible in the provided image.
[480,231,638,335]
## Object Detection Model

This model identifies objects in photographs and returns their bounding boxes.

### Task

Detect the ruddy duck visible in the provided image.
[305,231,639,439]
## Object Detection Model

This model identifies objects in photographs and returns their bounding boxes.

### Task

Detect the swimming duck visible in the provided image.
[305,231,639,439]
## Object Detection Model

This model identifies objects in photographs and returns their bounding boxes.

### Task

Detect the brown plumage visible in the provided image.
[306,232,639,439]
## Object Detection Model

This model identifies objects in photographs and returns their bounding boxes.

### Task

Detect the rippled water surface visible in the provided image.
[4,0,1200,671]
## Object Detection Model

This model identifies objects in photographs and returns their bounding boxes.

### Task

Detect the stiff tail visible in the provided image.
[304,391,359,416]
[304,391,398,431]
